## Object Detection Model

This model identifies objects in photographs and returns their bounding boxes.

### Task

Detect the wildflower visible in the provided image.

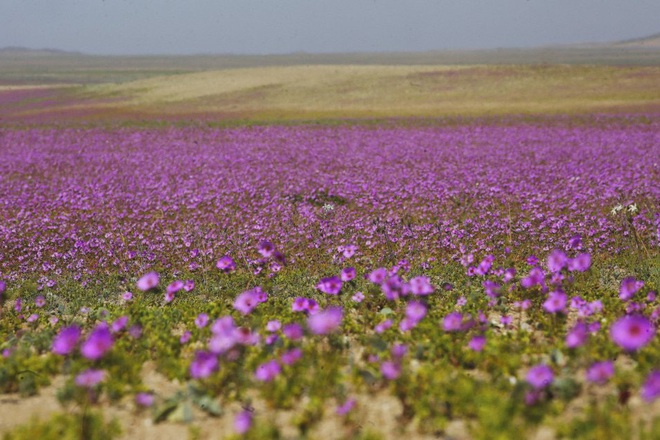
[35,295,46,307]
[280,348,303,365]
[164,291,175,303]
[568,253,591,272]
[456,296,467,306]
[526,364,554,389]
[258,240,275,258]
[136,272,159,291]
[317,276,342,295]
[368,268,388,285]
[81,325,114,360]
[405,301,427,323]
[254,360,281,382]
[282,323,304,340]
[352,291,365,302]
[374,319,393,334]
[586,361,614,385]
[14,297,22,313]
[183,280,195,292]
[547,249,568,273]
[195,313,209,328]
[341,267,356,282]
[336,398,356,416]
[410,276,434,295]
[292,297,318,314]
[122,291,133,301]
[0,280,5,296]
[111,316,129,333]
[52,325,81,355]
[216,255,236,272]
[565,322,589,348]
[483,280,501,298]
[569,234,582,250]
[619,277,644,302]
[468,335,486,351]
[190,351,219,379]
[27,314,39,323]
[380,361,401,380]
[129,325,143,339]
[641,371,660,402]
[233,287,267,315]
[503,268,516,283]
[442,312,463,332]
[234,410,253,435]
[308,307,343,335]
[49,316,59,325]
[543,290,567,314]
[381,275,405,300]
[391,343,408,359]
[135,393,155,407]
[180,331,191,344]
[75,369,106,388]
[521,267,545,289]
[501,316,513,327]
[610,315,655,351]
[342,245,357,259]
[266,320,281,332]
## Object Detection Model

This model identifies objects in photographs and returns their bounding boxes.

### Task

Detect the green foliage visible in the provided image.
[3,411,121,440]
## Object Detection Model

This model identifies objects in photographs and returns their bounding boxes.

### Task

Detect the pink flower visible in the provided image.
[586,361,614,384]
[75,369,106,388]
[316,276,343,295]
[410,276,434,295]
[619,277,644,302]
[254,360,281,382]
[81,325,114,360]
[468,335,486,351]
[526,364,553,389]
[380,361,401,380]
[52,325,81,355]
[341,267,356,282]
[217,255,236,272]
[195,313,209,328]
[307,307,343,335]
[190,351,219,379]
[610,314,655,351]
[136,272,159,291]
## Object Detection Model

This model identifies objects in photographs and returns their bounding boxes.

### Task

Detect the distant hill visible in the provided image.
[613,32,660,48]
[0,46,84,56]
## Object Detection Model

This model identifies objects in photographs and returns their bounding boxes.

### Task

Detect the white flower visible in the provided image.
[627,204,638,214]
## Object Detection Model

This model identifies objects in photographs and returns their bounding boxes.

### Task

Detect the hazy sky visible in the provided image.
[2,0,659,55]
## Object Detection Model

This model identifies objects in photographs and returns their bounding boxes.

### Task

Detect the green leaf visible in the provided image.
[194,395,223,417]
[379,307,394,316]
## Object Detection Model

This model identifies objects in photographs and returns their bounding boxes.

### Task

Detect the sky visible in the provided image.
[2,0,660,55]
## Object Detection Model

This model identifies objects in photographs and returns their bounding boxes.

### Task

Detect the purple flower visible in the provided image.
[122,291,133,301]
[129,325,143,339]
[641,371,660,402]
[216,255,236,272]
[368,268,388,285]
[234,410,253,435]
[569,234,583,250]
[405,301,427,323]
[543,290,567,314]
[195,313,209,328]
[521,267,545,289]
[183,280,195,292]
[258,240,275,258]
[341,267,356,282]
[233,287,267,315]
[164,291,175,303]
[190,351,219,379]
[619,277,644,302]
[374,319,392,334]
[166,280,184,295]
[468,335,486,351]
[547,249,568,273]
[336,398,356,416]
[526,365,554,389]
[27,313,39,323]
[586,361,614,385]
[282,323,304,340]
[52,325,81,355]
[307,307,343,335]
[0,280,5,296]
[266,320,281,332]
[14,297,22,313]
[75,369,106,388]
[180,331,192,344]
[568,253,591,272]
[35,295,46,307]
[136,272,159,291]
[80,325,114,360]
[352,291,365,302]
[610,315,655,351]
[317,276,343,295]
[292,297,318,314]
[391,343,408,359]
[111,316,129,333]
[381,361,401,380]
[410,276,434,295]
[442,312,463,332]
[135,392,155,407]
[255,359,281,382]
[565,322,589,348]
[342,245,357,259]
[280,347,303,365]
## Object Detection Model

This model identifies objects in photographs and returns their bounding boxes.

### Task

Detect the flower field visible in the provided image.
[0,116,659,439]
